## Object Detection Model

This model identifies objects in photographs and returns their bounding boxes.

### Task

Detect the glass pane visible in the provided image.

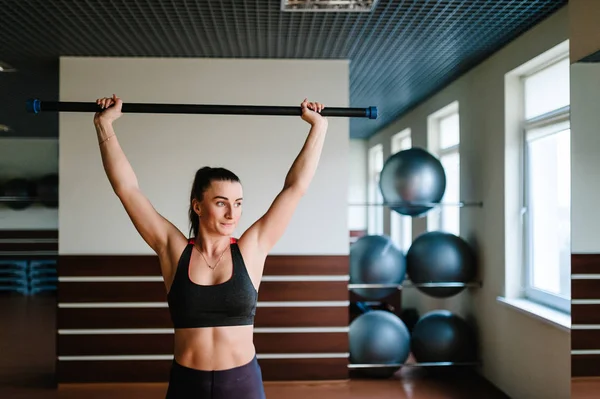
[391,130,411,153]
[401,137,411,151]
[391,209,412,252]
[524,57,570,120]
[439,112,459,149]
[528,128,571,298]
[391,135,412,249]
[440,151,460,235]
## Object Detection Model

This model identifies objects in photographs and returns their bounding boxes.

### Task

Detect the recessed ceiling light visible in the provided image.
[281,0,379,12]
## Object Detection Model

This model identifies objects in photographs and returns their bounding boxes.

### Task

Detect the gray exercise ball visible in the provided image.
[349,310,411,378]
[2,178,35,210]
[410,310,477,364]
[379,147,446,217]
[350,235,406,300]
[406,231,476,298]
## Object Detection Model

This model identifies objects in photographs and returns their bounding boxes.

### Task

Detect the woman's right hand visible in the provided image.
[94,94,123,125]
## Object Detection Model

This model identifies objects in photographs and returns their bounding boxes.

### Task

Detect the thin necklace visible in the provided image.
[194,242,228,270]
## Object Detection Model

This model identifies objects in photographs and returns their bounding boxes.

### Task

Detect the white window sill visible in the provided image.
[496,296,571,332]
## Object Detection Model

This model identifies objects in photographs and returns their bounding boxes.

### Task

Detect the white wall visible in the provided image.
[569,0,600,63]
[0,138,58,230]
[367,7,569,399]
[59,58,349,255]
[348,139,367,231]
[571,63,600,253]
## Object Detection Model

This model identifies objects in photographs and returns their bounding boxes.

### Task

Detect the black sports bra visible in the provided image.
[167,238,258,329]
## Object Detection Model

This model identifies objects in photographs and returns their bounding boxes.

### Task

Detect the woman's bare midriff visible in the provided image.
[173,324,256,370]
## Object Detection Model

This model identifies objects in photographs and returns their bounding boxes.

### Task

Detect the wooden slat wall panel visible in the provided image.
[0,242,58,252]
[58,306,348,329]
[58,307,173,329]
[0,229,58,259]
[572,304,600,325]
[572,254,600,274]
[58,281,166,302]
[571,280,600,299]
[573,355,600,378]
[572,330,600,351]
[259,281,348,302]
[59,256,162,276]
[572,254,600,377]
[58,360,173,383]
[57,253,350,383]
[263,256,349,276]
[255,306,349,328]
[0,230,58,239]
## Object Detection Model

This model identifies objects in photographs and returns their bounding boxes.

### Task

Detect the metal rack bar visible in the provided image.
[348,361,480,368]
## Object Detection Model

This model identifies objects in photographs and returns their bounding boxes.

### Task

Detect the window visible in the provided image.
[367,144,384,235]
[390,129,412,251]
[427,102,460,236]
[522,55,570,313]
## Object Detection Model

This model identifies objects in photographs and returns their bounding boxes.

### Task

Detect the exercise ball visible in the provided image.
[36,174,58,208]
[379,147,446,217]
[410,310,477,364]
[406,231,476,298]
[1,178,35,210]
[349,310,411,378]
[350,235,406,300]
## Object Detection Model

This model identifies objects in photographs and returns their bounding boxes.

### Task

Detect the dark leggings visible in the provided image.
[165,356,266,399]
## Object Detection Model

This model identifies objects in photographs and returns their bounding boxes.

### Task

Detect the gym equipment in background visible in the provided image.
[378,147,446,216]
[406,231,477,298]
[349,235,406,300]
[410,310,478,365]
[1,178,36,210]
[26,99,378,119]
[36,174,58,208]
[349,310,411,378]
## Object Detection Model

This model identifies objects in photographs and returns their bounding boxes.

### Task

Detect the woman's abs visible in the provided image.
[173,325,255,370]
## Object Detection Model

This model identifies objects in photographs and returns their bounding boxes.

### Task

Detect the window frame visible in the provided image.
[521,106,570,314]
[520,52,571,314]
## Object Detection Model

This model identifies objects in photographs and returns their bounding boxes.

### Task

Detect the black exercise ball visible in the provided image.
[410,310,477,364]
[36,174,58,208]
[349,310,411,378]
[379,147,446,217]
[1,178,36,210]
[406,231,476,298]
[350,235,406,300]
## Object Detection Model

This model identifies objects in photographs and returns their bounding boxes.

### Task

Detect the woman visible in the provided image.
[93,94,328,398]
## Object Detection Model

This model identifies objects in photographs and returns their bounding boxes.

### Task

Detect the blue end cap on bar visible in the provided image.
[367,106,378,120]
[26,99,41,114]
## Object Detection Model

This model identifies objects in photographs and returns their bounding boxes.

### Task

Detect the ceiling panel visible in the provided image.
[0,0,567,139]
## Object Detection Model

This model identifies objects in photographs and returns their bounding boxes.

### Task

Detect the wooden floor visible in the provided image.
[0,294,513,398]
[572,377,600,399]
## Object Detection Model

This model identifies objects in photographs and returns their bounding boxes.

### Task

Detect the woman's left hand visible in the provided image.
[301,98,327,126]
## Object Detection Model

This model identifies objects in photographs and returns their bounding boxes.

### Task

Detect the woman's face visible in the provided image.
[196,180,243,236]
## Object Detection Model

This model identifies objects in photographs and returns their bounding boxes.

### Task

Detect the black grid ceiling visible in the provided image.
[0,0,567,139]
